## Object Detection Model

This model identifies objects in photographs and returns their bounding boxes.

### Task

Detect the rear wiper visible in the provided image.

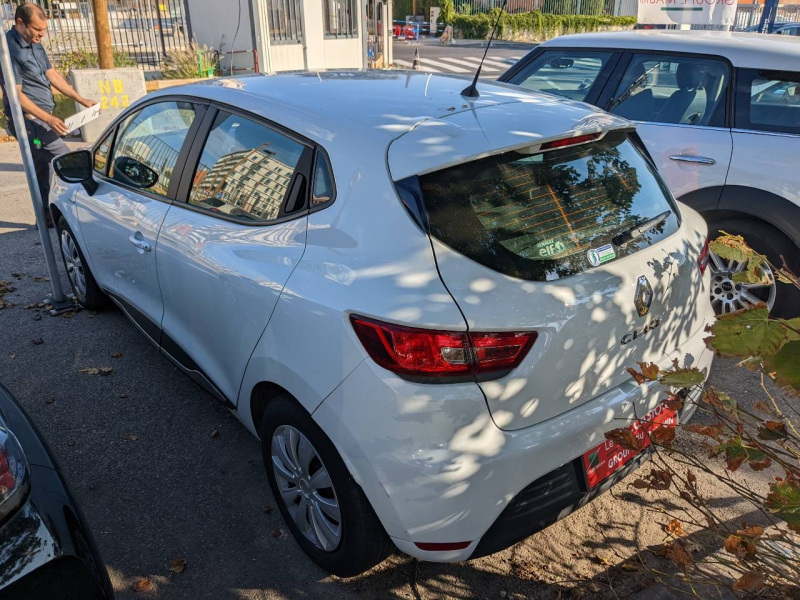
[612,210,671,248]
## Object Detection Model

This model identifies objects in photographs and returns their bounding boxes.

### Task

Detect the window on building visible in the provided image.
[109,101,197,197]
[268,0,304,44]
[188,112,306,222]
[323,0,357,37]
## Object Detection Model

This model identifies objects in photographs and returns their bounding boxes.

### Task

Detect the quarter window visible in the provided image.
[509,51,614,102]
[737,69,800,135]
[188,112,306,222]
[109,101,197,197]
[312,152,335,206]
[323,0,357,37]
[609,55,729,127]
[93,130,113,175]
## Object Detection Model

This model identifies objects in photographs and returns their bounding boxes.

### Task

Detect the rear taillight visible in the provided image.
[350,315,537,378]
[698,238,710,274]
[0,427,29,522]
[540,132,602,151]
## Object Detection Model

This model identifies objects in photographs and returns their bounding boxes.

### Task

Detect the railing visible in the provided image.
[1,0,193,70]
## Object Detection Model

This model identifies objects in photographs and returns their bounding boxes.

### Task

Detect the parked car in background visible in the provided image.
[49,72,714,576]
[501,30,800,317]
[0,383,114,599]
[738,22,800,34]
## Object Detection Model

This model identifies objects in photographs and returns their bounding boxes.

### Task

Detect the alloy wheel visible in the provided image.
[708,248,776,315]
[60,230,87,299]
[271,425,342,552]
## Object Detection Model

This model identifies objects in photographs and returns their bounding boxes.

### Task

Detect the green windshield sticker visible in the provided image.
[587,244,616,267]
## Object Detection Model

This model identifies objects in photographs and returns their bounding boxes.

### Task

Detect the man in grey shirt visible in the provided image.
[1,3,96,227]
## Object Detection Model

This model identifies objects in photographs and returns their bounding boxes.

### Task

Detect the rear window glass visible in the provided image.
[411,132,679,282]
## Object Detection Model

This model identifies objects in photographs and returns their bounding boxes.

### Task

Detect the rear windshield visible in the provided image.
[409,131,679,282]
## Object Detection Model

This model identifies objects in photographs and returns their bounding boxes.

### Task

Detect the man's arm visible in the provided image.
[46,68,97,108]
[15,85,68,135]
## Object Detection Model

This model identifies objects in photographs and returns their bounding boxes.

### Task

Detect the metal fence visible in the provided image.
[1,0,192,70]
[451,0,800,27]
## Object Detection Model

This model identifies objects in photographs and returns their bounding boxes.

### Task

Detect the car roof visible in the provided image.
[539,30,800,70]
[149,71,629,172]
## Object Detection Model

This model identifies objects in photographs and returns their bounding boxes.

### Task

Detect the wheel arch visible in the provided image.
[678,185,800,251]
[249,381,297,439]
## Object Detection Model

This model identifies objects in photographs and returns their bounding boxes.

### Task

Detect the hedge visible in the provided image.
[452,9,636,40]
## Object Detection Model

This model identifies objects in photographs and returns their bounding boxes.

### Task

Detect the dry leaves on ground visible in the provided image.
[169,557,188,575]
[79,367,113,376]
[132,578,152,592]
[122,432,139,442]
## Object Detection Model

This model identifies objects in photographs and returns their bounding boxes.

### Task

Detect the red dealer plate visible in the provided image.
[583,404,677,490]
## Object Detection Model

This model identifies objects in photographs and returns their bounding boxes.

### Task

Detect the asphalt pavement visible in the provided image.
[0,139,791,599]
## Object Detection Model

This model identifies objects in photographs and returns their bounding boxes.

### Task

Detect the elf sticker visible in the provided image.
[587,244,615,267]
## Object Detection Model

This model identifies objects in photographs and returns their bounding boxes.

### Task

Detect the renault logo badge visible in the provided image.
[634,275,653,317]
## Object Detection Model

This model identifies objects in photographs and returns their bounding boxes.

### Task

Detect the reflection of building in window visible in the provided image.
[193,144,294,219]
[116,134,181,195]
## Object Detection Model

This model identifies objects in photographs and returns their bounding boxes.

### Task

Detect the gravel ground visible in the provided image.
[0,141,792,599]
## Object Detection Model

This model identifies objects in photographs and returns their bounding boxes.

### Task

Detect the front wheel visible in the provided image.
[707,219,799,319]
[260,395,393,577]
[56,216,108,311]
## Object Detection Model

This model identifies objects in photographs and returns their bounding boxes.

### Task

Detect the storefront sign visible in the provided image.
[638,0,737,26]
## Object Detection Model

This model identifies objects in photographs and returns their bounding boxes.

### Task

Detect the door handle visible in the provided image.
[669,155,716,166]
[128,235,152,253]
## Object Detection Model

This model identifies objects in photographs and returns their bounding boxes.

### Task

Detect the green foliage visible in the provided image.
[441,0,456,24]
[766,477,800,533]
[161,43,217,80]
[709,307,795,359]
[451,9,635,40]
[56,48,137,77]
[766,340,800,391]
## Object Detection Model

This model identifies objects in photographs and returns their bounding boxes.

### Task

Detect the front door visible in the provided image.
[604,52,733,201]
[77,101,202,335]
[155,109,316,404]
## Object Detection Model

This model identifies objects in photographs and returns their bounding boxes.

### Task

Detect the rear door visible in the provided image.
[155,107,319,404]
[76,100,203,336]
[407,130,709,431]
[604,52,733,200]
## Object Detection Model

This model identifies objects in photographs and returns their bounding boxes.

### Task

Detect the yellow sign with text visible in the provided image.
[98,79,131,111]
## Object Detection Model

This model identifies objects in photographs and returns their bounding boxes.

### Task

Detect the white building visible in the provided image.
[185,0,393,74]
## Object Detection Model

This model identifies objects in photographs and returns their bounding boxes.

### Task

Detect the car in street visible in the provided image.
[738,21,800,34]
[500,30,800,317]
[49,72,714,576]
[0,383,114,599]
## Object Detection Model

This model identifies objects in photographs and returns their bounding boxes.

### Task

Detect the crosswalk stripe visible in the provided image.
[422,58,469,73]
[438,56,499,72]
[455,55,515,70]
[393,58,441,72]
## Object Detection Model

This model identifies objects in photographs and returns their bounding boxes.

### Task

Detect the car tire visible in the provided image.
[259,394,394,577]
[708,219,799,318]
[56,216,108,311]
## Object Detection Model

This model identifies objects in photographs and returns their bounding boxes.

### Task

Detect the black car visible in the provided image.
[0,383,114,599]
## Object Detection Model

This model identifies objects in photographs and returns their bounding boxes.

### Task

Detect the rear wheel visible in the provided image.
[707,219,799,318]
[259,395,393,577]
[56,216,108,311]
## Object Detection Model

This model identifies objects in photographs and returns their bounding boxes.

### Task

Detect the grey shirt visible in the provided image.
[1,27,55,122]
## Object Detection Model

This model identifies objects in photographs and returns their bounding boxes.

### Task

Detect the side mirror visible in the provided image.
[112,156,159,189]
[53,150,97,195]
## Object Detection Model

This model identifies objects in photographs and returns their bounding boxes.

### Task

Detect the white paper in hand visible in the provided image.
[64,104,101,134]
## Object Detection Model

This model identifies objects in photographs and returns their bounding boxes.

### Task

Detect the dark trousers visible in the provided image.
[11,117,70,223]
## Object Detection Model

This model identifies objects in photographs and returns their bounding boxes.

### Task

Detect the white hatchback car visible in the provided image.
[501,31,800,317]
[49,72,714,576]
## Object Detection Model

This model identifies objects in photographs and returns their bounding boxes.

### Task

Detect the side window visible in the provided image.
[737,69,800,135]
[312,151,335,206]
[509,51,614,102]
[93,129,113,175]
[110,101,197,197]
[188,112,306,222]
[609,54,729,127]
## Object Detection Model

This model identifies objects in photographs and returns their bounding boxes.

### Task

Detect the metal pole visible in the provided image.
[154,0,167,57]
[0,30,72,312]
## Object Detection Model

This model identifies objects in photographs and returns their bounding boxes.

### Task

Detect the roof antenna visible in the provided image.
[461,0,507,100]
